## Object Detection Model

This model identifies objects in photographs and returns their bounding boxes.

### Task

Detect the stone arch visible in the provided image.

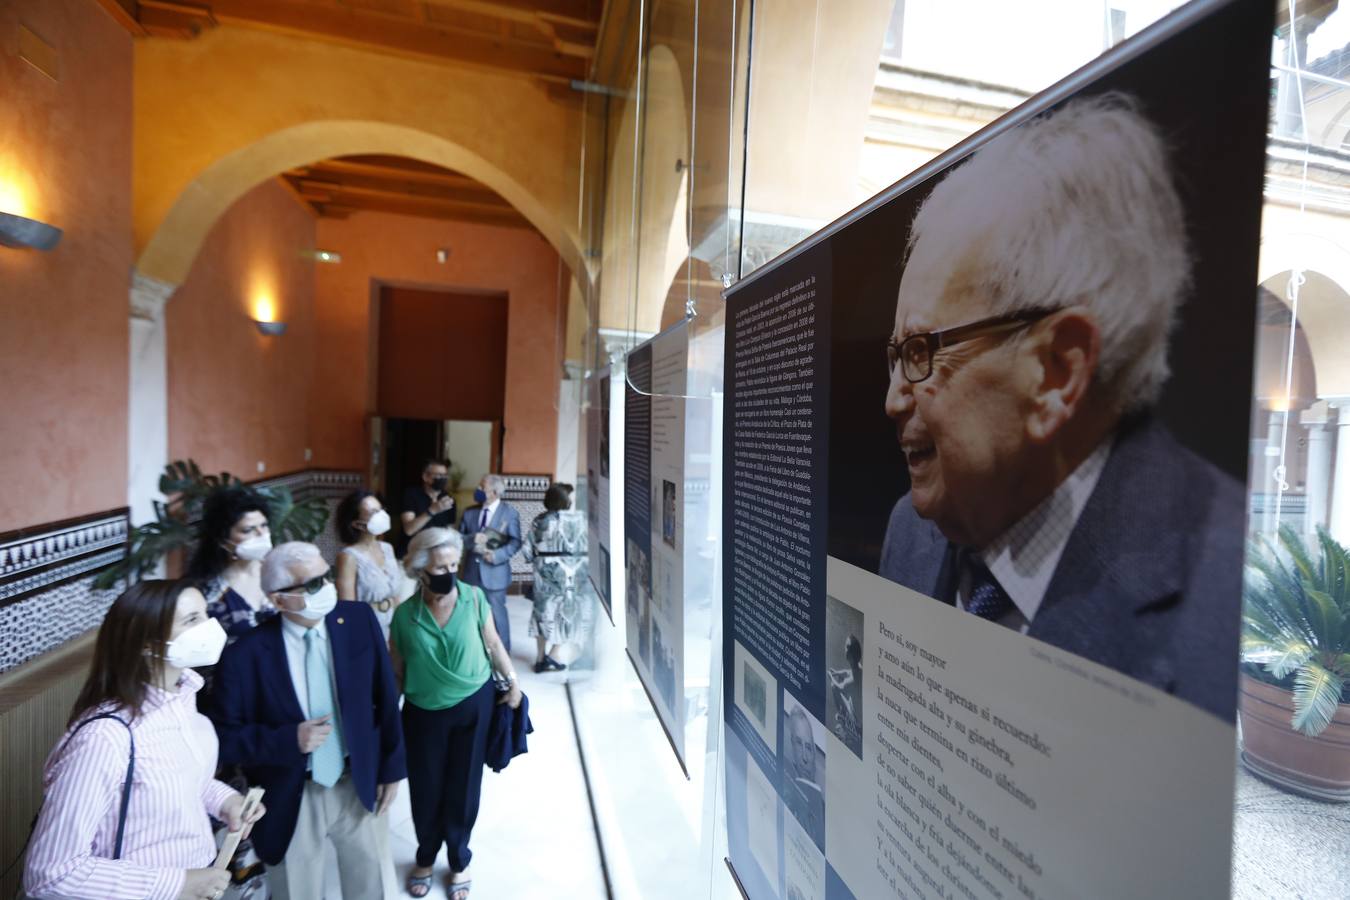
[135,120,588,290]
[597,45,689,338]
[1259,216,1350,398]
[635,45,691,335]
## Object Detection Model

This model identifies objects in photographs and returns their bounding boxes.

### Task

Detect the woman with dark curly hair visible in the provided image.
[334,488,405,639]
[189,486,276,644]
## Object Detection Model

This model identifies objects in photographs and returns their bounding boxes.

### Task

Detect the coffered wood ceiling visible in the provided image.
[278,154,533,228]
[94,0,604,84]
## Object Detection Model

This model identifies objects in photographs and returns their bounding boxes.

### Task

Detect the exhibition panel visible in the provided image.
[721,7,1272,891]
[573,0,1350,897]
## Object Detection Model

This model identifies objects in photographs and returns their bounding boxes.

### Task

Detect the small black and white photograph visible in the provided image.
[599,544,610,602]
[625,538,644,618]
[733,641,778,753]
[652,619,677,713]
[825,595,864,759]
[661,478,677,548]
[780,691,825,851]
[638,587,652,666]
[743,662,768,729]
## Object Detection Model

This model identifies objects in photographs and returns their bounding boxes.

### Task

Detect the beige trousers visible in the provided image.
[267,776,395,900]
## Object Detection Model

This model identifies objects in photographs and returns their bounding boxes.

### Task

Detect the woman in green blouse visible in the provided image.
[391,527,520,900]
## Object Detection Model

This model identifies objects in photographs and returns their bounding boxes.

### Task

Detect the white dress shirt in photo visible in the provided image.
[957,438,1113,632]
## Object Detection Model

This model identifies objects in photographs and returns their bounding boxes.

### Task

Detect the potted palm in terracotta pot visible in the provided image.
[1239,524,1350,801]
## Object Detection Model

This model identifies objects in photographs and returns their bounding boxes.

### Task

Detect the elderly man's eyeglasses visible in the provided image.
[886,307,1059,384]
[278,572,333,595]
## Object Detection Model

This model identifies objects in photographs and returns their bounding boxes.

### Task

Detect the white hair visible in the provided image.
[404,527,463,576]
[260,541,323,594]
[484,474,506,497]
[904,92,1189,413]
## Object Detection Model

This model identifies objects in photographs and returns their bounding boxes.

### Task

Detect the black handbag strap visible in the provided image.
[3,712,135,894]
[72,713,136,859]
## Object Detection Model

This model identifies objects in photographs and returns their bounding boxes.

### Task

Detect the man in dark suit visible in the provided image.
[211,541,406,900]
[460,473,522,652]
[878,95,1242,721]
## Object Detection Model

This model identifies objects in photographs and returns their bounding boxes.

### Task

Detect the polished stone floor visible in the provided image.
[1232,764,1350,899]
[317,594,608,899]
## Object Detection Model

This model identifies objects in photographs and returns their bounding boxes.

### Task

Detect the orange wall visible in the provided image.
[166,180,316,479]
[377,287,509,422]
[0,0,132,532]
[312,212,566,476]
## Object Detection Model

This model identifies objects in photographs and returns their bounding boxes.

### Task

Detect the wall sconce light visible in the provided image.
[436,247,450,264]
[302,249,341,264]
[0,210,62,250]
[255,320,287,336]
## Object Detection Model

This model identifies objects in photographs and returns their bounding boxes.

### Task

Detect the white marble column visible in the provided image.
[128,272,177,526]
[1302,402,1331,537]
[1330,405,1350,545]
[1262,413,1284,535]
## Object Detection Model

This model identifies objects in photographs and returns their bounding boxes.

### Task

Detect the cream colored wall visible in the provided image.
[742,0,895,222]
[1259,201,1350,399]
[132,26,587,290]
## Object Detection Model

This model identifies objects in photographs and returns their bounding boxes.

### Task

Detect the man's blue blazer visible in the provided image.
[209,601,407,865]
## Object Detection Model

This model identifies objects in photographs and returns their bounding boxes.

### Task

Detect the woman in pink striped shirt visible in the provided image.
[23,579,266,900]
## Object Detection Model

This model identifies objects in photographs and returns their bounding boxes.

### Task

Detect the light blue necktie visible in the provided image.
[304,628,346,787]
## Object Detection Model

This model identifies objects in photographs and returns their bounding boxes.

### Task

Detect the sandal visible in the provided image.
[448,877,472,900]
[543,656,567,671]
[406,870,434,898]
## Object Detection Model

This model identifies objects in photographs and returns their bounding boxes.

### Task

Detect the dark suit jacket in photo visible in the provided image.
[878,417,1243,721]
[459,502,523,592]
[209,601,408,864]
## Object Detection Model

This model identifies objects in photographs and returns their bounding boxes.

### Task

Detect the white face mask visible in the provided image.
[164,618,228,669]
[364,510,391,536]
[232,534,272,562]
[298,582,338,621]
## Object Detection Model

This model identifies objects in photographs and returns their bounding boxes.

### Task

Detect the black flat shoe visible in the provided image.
[543,656,567,671]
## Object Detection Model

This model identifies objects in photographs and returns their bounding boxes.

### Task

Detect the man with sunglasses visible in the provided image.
[878,95,1243,721]
[210,542,407,899]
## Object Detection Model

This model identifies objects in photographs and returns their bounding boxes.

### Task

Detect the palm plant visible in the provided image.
[1241,524,1350,737]
[95,460,330,589]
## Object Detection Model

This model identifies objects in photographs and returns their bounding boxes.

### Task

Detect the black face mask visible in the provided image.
[425,571,457,595]
[430,476,448,491]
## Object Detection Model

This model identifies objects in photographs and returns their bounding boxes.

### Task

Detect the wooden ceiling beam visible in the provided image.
[291,176,504,208]
[299,160,494,195]
[92,0,147,35]
[204,0,587,83]
[138,0,216,38]
[420,0,599,30]
[294,179,516,214]
[317,195,534,229]
[417,0,596,57]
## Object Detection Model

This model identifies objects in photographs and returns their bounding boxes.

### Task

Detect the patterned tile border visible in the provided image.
[0,473,361,674]
[1,471,545,670]
[0,510,129,608]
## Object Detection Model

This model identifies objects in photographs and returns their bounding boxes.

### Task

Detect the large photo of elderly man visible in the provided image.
[827,84,1267,722]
